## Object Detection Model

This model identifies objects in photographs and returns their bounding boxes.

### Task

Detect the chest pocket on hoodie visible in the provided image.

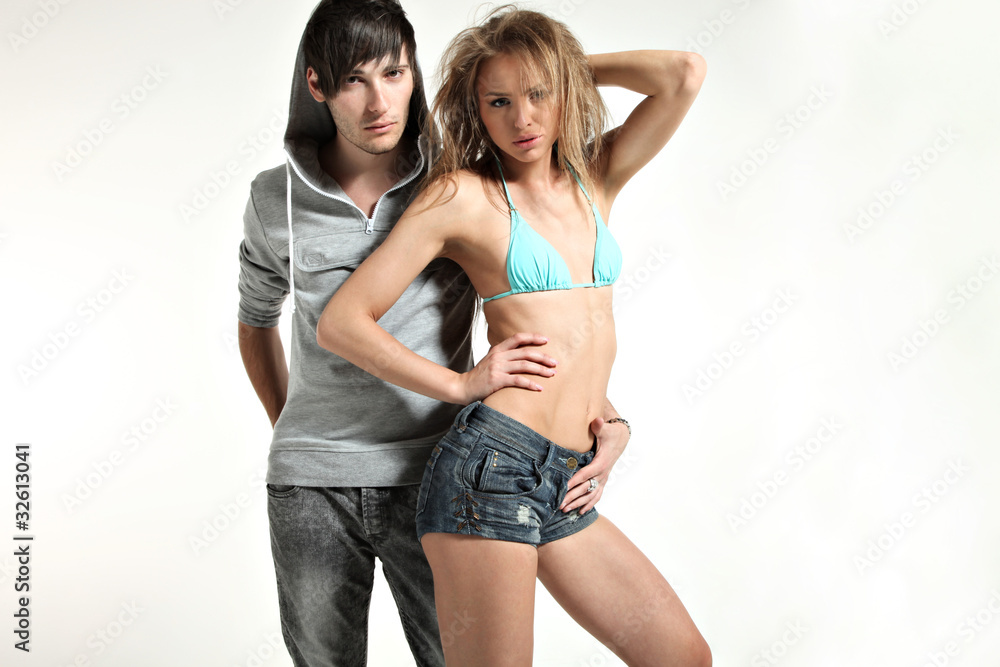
[294,231,450,287]
[290,233,463,384]
[292,232,387,293]
[290,233,389,384]
[291,233,448,324]
[291,232,385,352]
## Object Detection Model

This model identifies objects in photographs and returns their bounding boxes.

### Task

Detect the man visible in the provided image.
[237,1,631,665]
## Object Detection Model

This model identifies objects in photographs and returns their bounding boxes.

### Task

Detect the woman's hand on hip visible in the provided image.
[561,415,631,514]
[454,333,556,403]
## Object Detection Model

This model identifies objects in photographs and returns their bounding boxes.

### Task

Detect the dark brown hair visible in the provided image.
[302,0,428,138]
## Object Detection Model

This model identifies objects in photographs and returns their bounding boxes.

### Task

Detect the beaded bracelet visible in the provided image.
[606,417,631,436]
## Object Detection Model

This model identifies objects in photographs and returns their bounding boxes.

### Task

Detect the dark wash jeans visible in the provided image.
[267,484,444,667]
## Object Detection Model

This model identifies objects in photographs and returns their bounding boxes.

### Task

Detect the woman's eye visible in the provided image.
[489,98,509,108]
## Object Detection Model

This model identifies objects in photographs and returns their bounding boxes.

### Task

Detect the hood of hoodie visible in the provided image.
[284,32,338,193]
[282,29,430,198]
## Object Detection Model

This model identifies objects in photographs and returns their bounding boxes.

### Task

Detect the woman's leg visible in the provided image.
[536,516,711,667]
[421,533,539,667]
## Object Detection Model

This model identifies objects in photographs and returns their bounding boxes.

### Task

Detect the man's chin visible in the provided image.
[361,131,406,156]
[364,144,397,156]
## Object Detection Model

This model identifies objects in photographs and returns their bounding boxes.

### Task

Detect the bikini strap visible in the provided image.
[493,156,518,212]
[565,162,594,206]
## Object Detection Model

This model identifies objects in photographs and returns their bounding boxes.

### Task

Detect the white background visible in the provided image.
[3,0,999,665]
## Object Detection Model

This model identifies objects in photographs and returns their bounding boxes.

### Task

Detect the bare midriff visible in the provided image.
[481,285,616,452]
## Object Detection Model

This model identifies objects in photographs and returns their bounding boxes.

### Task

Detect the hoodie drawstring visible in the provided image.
[284,156,296,314]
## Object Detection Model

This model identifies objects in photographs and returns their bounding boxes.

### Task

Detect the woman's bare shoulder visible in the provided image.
[410,168,497,222]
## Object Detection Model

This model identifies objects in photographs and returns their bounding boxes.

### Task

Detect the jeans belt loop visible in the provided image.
[457,401,479,432]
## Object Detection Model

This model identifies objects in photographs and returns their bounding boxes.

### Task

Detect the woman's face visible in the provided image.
[476,53,559,162]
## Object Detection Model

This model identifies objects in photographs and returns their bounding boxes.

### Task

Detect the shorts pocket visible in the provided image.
[462,437,542,498]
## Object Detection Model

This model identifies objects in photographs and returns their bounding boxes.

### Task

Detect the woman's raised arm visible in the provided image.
[317,179,556,403]
[590,50,706,202]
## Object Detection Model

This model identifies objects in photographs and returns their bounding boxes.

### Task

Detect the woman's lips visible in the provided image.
[514,135,540,148]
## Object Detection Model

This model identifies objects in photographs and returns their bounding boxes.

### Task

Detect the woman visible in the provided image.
[319,7,709,666]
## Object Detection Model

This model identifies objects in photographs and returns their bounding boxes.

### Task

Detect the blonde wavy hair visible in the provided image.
[424,5,609,202]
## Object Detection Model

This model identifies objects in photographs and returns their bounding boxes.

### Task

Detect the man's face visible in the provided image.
[309,51,414,156]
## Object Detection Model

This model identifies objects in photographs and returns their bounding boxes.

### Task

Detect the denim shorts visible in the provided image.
[415,401,598,546]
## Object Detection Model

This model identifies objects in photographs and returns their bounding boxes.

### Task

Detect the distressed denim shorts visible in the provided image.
[415,401,598,546]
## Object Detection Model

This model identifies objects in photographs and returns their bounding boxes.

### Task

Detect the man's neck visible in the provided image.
[319,133,416,196]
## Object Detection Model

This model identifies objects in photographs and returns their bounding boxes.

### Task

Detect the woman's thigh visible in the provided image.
[536,516,711,667]
[421,533,539,667]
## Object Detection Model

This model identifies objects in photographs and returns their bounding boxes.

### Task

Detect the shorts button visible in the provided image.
[566,457,578,470]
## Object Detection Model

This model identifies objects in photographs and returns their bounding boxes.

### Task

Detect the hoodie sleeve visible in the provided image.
[237,190,289,328]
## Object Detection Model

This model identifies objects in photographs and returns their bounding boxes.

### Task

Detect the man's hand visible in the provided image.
[560,414,631,514]
[454,333,557,404]
[238,322,288,427]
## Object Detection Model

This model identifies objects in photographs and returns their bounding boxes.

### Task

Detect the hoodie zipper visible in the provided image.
[366,139,425,234]
[284,139,426,235]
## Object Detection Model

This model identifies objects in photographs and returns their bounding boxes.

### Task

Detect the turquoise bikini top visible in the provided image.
[482,159,623,303]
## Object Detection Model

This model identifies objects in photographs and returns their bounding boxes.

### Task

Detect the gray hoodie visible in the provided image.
[237,36,476,487]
